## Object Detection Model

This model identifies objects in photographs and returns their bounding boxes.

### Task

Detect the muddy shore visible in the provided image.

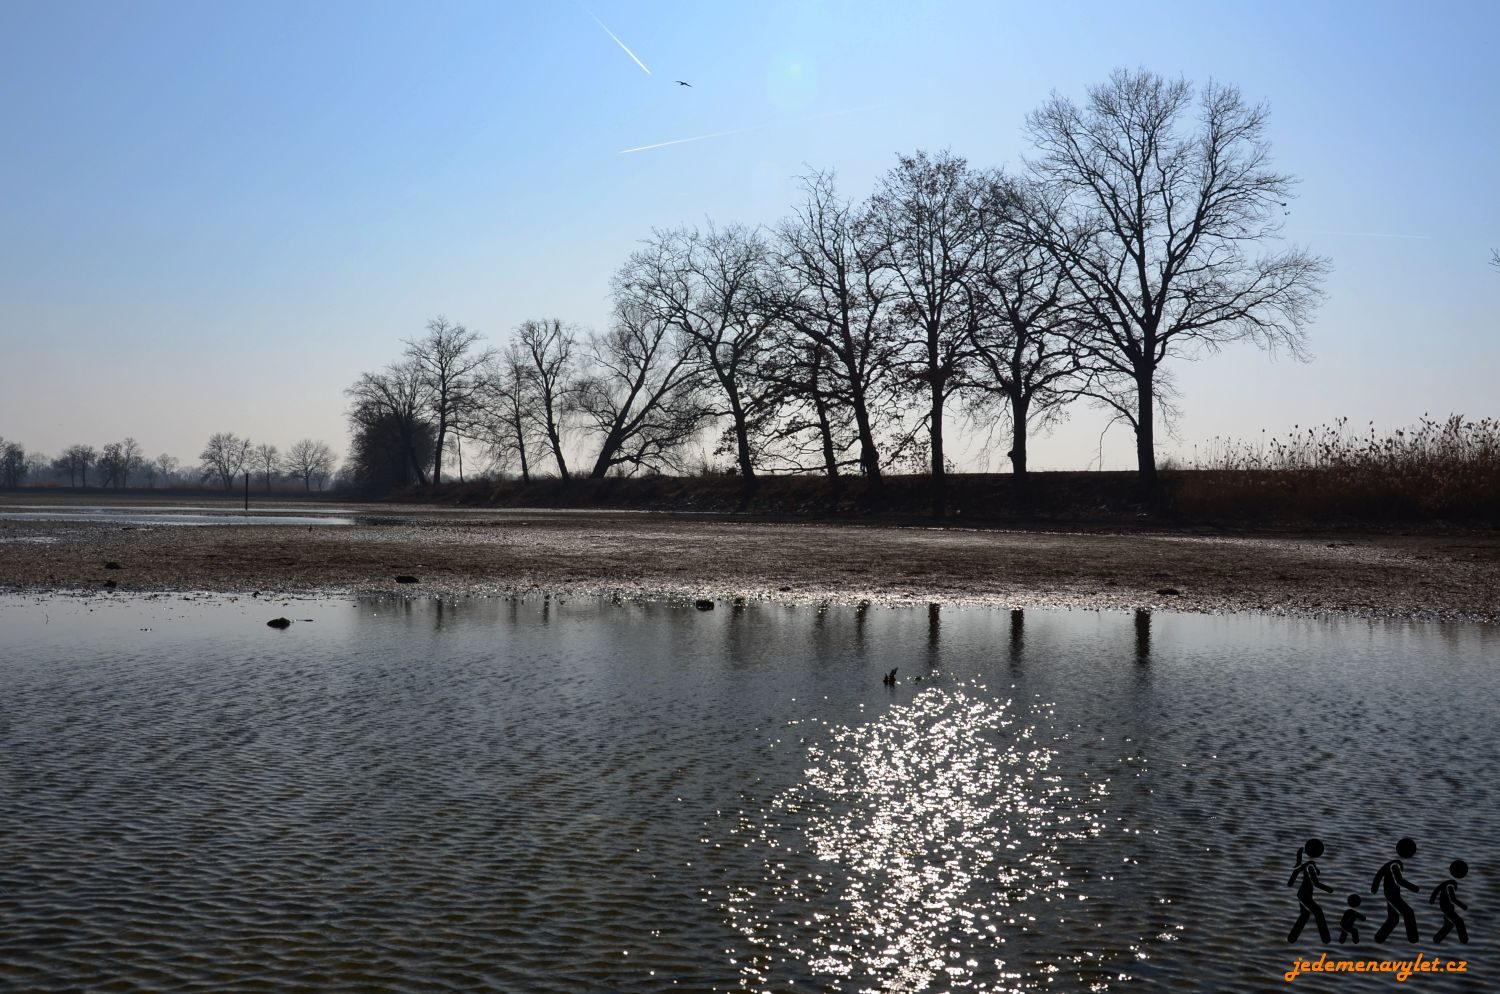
[2,496,1497,621]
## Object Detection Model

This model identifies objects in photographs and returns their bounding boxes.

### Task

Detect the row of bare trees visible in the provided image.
[198,433,337,491]
[0,435,336,492]
[347,69,1330,510]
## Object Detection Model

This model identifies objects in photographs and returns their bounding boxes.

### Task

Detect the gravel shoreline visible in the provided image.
[2,500,1497,622]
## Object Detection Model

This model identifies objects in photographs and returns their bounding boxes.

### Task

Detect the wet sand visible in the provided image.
[2,497,1497,621]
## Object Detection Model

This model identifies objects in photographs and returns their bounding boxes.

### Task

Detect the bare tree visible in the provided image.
[574,298,708,477]
[405,316,493,485]
[514,318,578,479]
[1025,68,1329,496]
[284,439,336,491]
[153,453,179,488]
[0,441,25,488]
[58,444,96,487]
[772,170,904,481]
[252,442,280,491]
[346,360,433,488]
[617,224,778,484]
[965,177,1088,485]
[24,450,49,483]
[476,345,538,482]
[199,432,252,490]
[119,437,142,487]
[868,150,992,516]
[98,442,125,488]
[98,439,142,489]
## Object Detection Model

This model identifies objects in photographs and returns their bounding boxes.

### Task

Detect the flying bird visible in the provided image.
[675,80,692,87]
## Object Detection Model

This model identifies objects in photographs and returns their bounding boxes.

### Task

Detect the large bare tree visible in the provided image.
[772,170,903,481]
[346,359,433,487]
[966,177,1087,485]
[476,345,538,482]
[514,319,577,480]
[405,316,492,486]
[617,224,778,484]
[574,298,708,478]
[1025,68,1329,495]
[867,150,991,515]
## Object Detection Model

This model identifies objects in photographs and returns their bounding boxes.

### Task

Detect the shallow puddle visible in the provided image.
[0,505,354,526]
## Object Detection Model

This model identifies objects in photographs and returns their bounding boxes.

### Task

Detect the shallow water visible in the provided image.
[0,595,1495,992]
[0,505,354,526]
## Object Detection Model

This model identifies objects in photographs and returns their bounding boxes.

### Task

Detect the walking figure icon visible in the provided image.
[1287,838,1334,943]
[1431,860,1470,944]
[1372,838,1420,944]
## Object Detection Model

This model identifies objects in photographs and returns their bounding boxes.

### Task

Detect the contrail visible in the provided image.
[618,107,879,155]
[592,15,651,75]
[620,128,750,154]
[1311,230,1432,240]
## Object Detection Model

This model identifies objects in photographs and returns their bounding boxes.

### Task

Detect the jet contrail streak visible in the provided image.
[617,108,880,155]
[592,16,651,75]
[1312,230,1432,240]
[619,128,750,154]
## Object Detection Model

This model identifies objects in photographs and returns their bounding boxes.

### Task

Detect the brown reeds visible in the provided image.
[1174,415,1500,523]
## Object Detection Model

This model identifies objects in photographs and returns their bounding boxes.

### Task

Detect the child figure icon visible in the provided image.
[1338,894,1367,943]
[1430,860,1470,944]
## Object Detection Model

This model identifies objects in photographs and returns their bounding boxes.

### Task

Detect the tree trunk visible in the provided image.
[432,418,447,486]
[814,393,838,479]
[549,426,570,480]
[929,376,946,519]
[850,382,881,482]
[728,397,755,482]
[1009,391,1033,512]
[1135,373,1157,502]
[591,427,623,479]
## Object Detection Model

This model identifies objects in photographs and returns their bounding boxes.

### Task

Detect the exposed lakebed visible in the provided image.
[1,594,1495,991]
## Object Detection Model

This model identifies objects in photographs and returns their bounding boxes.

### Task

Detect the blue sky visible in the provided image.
[2,0,1497,471]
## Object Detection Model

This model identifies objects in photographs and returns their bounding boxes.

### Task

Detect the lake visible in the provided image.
[1,594,1494,992]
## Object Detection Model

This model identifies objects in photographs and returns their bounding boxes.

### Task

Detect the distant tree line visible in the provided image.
[0,432,336,493]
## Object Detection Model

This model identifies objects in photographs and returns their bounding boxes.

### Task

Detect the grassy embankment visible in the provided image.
[413,418,1500,530]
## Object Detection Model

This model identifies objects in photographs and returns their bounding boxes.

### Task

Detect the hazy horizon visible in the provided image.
[2,0,1497,473]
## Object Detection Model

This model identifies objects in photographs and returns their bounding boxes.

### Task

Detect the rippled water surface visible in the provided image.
[1,595,1495,992]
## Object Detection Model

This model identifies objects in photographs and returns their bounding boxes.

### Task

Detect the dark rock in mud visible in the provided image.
[395,575,420,584]
[694,599,715,610]
[103,561,122,570]
[266,617,292,629]
[1156,586,1182,596]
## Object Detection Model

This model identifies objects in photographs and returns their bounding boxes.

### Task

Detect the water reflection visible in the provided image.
[725,686,1109,992]
[1134,609,1152,665]
[1009,608,1025,675]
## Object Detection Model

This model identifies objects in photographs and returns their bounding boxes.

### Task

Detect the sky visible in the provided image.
[1,0,1497,472]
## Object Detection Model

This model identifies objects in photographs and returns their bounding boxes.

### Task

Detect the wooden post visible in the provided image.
[243,471,249,512]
